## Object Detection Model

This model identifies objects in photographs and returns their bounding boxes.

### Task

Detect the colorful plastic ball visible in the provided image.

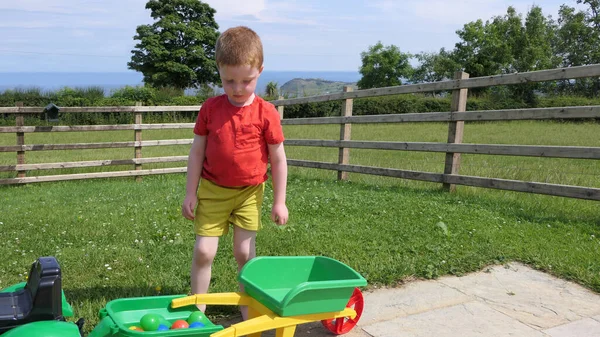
[157,324,169,331]
[128,326,144,331]
[187,311,205,324]
[140,313,163,331]
[171,319,189,329]
[189,321,205,328]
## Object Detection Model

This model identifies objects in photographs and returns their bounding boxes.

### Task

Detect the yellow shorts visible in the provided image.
[194,178,265,237]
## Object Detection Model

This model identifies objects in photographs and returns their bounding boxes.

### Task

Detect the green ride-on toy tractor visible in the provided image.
[0,256,84,336]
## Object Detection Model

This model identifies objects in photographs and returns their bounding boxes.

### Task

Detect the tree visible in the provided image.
[451,18,505,96]
[515,6,558,72]
[578,0,600,31]
[265,81,279,99]
[128,0,220,90]
[411,48,461,95]
[452,6,560,101]
[508,6,559,102]
[577,0,600,96]
[357,42,413,89]
[555,1,600,96]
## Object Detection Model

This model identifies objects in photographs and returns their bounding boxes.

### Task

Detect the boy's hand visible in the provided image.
[271,203,288,225]
[182,194,197,221]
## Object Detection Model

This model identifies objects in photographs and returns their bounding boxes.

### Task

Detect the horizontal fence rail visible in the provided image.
[0,106,202,114]
[271,64,600,106]
[0,63,599,201]
[0,139,193,152]
[284,140,600,159]
[286,160,600,200]
[0,167,187,185]
[0,156,188,172]
[281,106,600,125]
[0,123,195,133]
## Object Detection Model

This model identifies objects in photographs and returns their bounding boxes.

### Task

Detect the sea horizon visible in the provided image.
[0,70,362,96]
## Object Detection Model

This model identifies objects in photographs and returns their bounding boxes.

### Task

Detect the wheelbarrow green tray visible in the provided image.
[88,295,223,337]
[238,256,367,317]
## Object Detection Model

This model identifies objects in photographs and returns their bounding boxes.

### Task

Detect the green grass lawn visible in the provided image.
[0,120,599,333]
[1,121,599,189]
[0,174,598,333]
[282,121,600,189]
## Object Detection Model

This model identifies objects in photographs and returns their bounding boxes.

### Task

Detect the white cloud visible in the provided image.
[205,0,319,26]
[369,0,515,26]
[0,0,150,69]
[71,30,94,38]
[0,0,107,15]
[407,0,509,25]
[204,0,266,20]
[0,22,55,29]
[0,19,118,29]
[370,0,589,27]
[0,0,150,30]
[1,0,593,72]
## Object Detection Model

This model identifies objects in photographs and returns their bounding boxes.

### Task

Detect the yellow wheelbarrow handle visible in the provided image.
[171,293,357,337]
[211,307,357,337]
[171,292,252,308]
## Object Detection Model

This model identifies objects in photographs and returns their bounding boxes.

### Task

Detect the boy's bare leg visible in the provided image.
[233,226,257,320]
[191,235,220,312]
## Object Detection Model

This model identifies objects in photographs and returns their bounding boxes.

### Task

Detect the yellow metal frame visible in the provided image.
[171,292,357,337]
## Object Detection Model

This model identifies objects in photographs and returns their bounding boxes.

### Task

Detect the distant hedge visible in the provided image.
[1,86,599,125]
[279,94,600,119]
[0,86,206,125]
[0,86,206,107]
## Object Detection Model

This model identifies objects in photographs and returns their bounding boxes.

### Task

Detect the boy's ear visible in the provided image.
[258,65,264,75]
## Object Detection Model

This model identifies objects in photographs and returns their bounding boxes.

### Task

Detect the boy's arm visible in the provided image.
[182,135,207,221]
[268,142,288,225]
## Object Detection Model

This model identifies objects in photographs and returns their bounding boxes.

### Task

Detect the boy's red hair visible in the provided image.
[216,26,263,69]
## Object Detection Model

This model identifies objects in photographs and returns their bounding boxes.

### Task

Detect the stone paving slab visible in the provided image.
[212,262,600,337]
[362,301,546,337]
[437,262,600,329]
[543,318,600,337]
[358,280,471,324]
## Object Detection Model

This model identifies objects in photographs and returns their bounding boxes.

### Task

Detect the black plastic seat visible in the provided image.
[0,257,63,334]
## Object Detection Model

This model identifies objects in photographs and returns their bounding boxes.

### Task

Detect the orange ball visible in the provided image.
[171,319,189,329]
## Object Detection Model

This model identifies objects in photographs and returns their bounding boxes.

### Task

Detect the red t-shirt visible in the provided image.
[193,94,285,187]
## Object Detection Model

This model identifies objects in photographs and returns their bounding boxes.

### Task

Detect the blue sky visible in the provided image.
[0,0,587,73]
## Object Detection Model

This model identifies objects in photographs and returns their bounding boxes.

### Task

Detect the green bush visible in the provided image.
[110,86,156,105]
[537,95,600,108]
[0,86,205,125]
[2,85,599,124]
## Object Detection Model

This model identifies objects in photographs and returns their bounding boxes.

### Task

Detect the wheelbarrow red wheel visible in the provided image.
[321,287,364,335]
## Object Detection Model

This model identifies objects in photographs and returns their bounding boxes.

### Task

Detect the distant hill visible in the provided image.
[280,78,357,98]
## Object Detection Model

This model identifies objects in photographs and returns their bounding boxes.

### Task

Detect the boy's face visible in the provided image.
[219,64,264,107]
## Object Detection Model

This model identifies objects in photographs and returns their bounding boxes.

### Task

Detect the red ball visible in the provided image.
[171,320,189,329]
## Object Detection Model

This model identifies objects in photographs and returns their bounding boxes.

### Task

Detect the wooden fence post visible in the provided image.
[443,71,469,192]
[277,96,284,119]
[338,86,353,181]
[134,102,143,182]
[15,102,26,178]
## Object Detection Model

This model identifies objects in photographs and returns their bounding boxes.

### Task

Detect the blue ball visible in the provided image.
[157,324,169,331]
[189,321,205,328]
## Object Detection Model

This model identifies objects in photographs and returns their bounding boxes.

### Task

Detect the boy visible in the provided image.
[181,26,288,320]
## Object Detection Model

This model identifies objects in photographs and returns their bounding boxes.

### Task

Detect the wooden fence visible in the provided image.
[0,105,198,183]
[1,64,599,201]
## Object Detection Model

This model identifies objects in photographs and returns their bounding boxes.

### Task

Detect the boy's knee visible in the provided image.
[233,248,253,266]
[193,239,218,265]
